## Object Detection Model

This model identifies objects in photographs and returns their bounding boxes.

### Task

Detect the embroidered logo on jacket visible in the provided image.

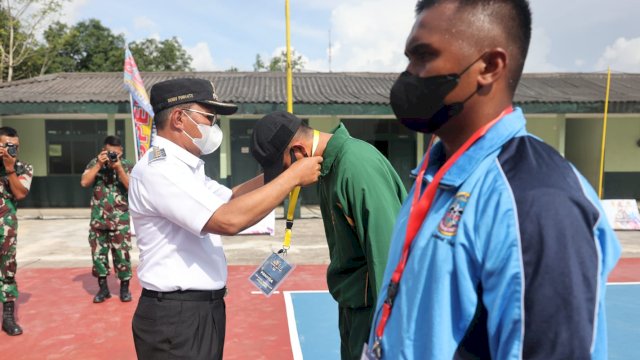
[438,192,470,237]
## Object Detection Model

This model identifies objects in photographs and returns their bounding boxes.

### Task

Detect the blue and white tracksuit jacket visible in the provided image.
[368,108,621,359]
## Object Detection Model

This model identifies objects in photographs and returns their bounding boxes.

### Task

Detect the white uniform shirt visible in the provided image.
[129,136,232,291]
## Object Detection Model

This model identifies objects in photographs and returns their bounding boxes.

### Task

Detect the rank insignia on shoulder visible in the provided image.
[148,147,167,163]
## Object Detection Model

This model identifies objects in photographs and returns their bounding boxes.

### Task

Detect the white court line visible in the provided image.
[284,291,303,360]
[250,291,280,295]
[607,282,640,286]
[284,290,331,360]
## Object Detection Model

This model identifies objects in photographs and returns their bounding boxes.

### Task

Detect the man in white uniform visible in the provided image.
[129,78,322,360]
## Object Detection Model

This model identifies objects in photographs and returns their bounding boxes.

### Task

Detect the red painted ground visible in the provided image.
[0,265,328,360]
[609,257,640,282]
[0,259,637,359]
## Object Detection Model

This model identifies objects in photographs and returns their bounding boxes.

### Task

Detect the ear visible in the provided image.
[477,48,507,87]
[169,108,186,131]
[290,143,309,157]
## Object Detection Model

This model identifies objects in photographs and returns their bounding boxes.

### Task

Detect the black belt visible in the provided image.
[141,288,227,301]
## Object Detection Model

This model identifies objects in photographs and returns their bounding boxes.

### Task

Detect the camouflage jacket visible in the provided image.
[0,161,33,225]
[86,158,134,231]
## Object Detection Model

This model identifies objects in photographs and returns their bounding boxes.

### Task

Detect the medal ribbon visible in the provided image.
[281,130,320,252]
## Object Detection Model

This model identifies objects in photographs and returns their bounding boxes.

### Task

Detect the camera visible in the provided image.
[107,151,119,162]
[5,143,17,158]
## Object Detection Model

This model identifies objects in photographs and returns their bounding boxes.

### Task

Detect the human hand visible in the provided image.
[0,147,16,171]
[110,155,123,171]
[97,151,109,166]
[286,156,323,186]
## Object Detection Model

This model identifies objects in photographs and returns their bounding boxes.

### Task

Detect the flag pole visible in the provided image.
[597,67,612,199]
[285,0,293,113]
[129,93,140,160]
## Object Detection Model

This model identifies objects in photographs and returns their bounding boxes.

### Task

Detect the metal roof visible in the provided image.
[0,71,638,105]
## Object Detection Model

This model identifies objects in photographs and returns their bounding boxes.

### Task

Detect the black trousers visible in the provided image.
[132,290,226,360]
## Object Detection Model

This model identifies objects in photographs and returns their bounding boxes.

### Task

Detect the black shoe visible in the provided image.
[2,301,23,336]
[120,280,132,302]
[93,277,111,303]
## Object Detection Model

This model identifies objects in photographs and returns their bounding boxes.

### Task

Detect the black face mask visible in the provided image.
[288,146,308,166]
[289,148,297,165]
[390,55,482,133]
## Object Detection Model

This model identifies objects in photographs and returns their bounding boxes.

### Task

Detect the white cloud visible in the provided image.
[186,42,217,71]
[261,0,409,72]
[113,27,130,40]
[18,0,88,40]
[134,16,156,31]
[523,28,563,73]
[304,57,330,72]
[57,0,87,23]
[596,37,640,72]
[59,0,90,24]
[328,0,415,72]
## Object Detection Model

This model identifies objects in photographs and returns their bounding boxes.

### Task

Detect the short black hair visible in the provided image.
[293,123,313,141]
[104,135,122,147]
[415,0,532,91]
[0,127,18,137]
[154,102,196,130]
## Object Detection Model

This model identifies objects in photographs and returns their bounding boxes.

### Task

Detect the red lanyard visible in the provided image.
[373,106,513,346]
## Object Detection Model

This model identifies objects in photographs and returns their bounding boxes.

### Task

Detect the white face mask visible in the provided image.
[182,110,223,155]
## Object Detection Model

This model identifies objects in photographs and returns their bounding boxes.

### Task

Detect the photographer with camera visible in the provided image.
[0,127,32,336]
[80,135,134,303]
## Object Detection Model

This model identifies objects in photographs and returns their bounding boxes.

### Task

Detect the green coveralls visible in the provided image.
[318,124,407,360]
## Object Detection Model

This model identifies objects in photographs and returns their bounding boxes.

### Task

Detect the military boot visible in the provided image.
[2,301,23,336]
[120,280,132,302]
[93,276,111,303]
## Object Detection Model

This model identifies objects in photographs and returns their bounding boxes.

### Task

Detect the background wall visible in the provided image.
[526,115,566,155]
[565,117,603,189]
[2,118,47,176]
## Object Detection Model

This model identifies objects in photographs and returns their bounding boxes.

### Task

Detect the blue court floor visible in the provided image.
[285,284,640,359]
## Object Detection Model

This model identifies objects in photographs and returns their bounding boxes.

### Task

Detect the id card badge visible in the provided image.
[248,252,295,297]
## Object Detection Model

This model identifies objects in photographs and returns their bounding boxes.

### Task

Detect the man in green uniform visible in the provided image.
[251,112,407,359]
[80,135,134,303]
[0,127,32,336]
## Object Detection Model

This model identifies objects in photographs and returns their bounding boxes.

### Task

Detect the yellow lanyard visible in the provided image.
[281,130,320,253]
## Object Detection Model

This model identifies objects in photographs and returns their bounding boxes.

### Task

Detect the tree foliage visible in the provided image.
[128,37,193,71]
[0,9,194,81]
[59,19,126,72]
[0,0,66,82]
[253,49,305,72]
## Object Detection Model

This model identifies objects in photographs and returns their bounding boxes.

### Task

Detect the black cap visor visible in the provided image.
[199,100,238,115]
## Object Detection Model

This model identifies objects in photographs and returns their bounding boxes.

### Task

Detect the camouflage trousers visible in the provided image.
[89,227,132,281]
[0,219,18,303]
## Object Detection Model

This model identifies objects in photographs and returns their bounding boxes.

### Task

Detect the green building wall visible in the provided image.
[1,103,639,206]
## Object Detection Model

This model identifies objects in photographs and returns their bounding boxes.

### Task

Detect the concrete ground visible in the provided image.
[15,206,331,269]
[15,206,640,270]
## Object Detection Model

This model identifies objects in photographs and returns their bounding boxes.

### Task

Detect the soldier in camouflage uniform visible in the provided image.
[80,135,134,303]
[0,127,32,336]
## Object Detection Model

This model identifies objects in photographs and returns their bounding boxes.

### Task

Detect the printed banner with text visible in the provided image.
[123,47,155,159]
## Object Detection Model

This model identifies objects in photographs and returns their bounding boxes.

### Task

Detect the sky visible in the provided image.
[55,0,640,73]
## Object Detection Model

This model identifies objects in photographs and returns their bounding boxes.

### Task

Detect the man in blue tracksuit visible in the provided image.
[365,1,621,359]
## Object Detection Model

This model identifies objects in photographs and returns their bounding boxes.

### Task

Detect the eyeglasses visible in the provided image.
[183,108,219,125]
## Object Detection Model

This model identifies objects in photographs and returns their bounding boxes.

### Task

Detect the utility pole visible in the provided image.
[328,28,333,73]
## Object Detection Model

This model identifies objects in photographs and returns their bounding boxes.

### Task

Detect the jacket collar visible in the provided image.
[411,107,528,187]
[320,123,351,177]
